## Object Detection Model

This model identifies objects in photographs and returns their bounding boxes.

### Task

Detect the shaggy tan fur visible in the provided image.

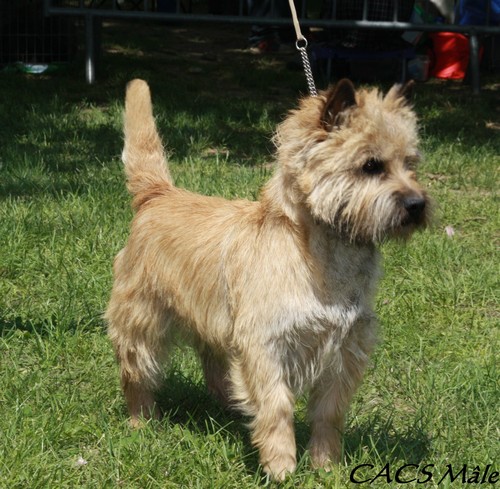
[106,79,430,480]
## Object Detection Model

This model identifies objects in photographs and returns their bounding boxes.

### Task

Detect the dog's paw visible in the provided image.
[262,454,297,481]
[129,416,147,429]
[309,438,340,470]
[309,451,333,471]
[128,405,161,429]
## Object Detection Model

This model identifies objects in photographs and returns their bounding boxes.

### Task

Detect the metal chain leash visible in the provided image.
[288,0,317,97]
[296,38,317,97]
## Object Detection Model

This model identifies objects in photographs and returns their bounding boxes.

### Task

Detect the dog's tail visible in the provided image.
[122,79,173,210]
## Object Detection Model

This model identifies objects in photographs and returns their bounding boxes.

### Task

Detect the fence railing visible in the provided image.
[43,0,499,93]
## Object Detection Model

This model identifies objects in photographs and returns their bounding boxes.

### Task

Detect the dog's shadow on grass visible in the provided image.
[343,415,431,465]
[156,370,431,479]
[0,316,96,336]
[155,368,262,475]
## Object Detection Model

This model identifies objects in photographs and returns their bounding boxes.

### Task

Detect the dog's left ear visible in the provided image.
[321,78,357,131]
[386,80,415,105]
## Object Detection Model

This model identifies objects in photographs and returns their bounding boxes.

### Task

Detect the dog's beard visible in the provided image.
[318,194,428,245]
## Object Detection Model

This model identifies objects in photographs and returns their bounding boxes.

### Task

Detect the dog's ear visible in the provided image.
[321,79,357,131]
[386,80,415,105]
[399,79,415,102]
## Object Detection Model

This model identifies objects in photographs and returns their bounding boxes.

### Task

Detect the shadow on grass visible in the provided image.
[344,415,431,464]
[415,83,500,151]
[154,368,262,475]
[0,24,291,177]
[2,22,498,202]
[155,368,430,479]
[0,316,105,336]
[0,72,278,202]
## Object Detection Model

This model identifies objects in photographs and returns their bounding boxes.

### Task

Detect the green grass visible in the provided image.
[1,22,499,488]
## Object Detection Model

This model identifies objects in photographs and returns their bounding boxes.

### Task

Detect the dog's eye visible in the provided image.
[362,158,384,175]
[404,155,420,171]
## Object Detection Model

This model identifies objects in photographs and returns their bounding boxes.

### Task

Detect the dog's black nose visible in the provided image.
[403,196,426,222]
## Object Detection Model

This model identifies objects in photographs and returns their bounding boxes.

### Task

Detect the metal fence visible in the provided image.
[0,1,75,67]
[42,0,499,93]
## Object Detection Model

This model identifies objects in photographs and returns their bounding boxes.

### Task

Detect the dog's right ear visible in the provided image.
[321,79,357,131]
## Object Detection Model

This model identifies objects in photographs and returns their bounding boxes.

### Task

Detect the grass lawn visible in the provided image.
[0,22,498,488]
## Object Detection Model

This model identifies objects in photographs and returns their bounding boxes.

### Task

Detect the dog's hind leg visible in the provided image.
[196,342,232,409]
[107,289,173,427]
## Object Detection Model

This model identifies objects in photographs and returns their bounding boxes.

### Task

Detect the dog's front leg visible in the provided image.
[252,391,297,481]
[231,351,297,481]
[307,374,348,469]
[307,327,374,469]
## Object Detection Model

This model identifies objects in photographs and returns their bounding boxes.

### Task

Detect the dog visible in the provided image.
[106,78,430,480]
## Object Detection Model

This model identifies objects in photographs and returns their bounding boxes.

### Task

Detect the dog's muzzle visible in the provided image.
[402,195,426,225]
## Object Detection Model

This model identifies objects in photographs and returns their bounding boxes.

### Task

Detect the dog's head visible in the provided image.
[274,79,431,244]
